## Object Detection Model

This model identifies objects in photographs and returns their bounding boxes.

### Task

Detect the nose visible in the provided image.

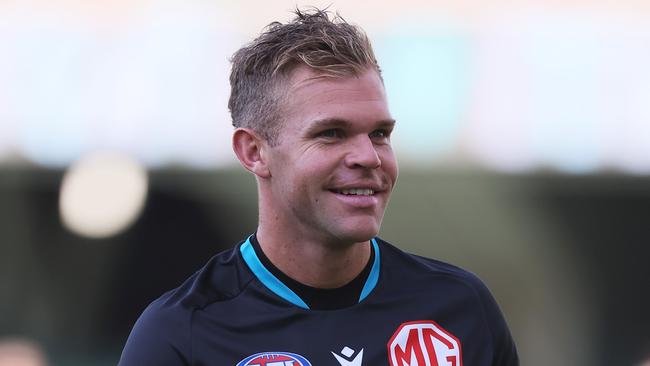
[344,135,381,169]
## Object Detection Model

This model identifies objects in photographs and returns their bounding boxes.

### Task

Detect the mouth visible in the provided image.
[333,188,375,196]
[328,187,381,208]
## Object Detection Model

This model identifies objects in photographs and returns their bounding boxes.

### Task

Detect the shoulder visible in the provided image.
[377,237,488,293]
[140,243,256,315]
[376,238,519,365]
[119,243,256,365]
[377,237,504,319]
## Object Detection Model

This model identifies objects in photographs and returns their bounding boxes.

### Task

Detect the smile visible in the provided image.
[336,188,375,196]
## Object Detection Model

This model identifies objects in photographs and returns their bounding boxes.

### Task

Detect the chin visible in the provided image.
[333,222,380,244]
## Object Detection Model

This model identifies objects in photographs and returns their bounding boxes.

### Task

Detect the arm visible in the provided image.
[476,282,519,366]
[118,299,191,366]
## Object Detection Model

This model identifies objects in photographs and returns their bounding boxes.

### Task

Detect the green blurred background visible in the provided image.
[2,168,649,365]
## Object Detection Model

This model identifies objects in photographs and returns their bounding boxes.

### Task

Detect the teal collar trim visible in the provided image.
[240,236,309,309]
[360,238,381,302]
[239,236,381,310]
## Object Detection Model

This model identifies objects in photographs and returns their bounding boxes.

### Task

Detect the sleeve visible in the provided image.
[118,299,192,366]
[476,281,519,366]
[489,311,519,366]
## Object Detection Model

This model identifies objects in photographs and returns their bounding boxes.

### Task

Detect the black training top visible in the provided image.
[118,236,519,366]
[249,233,375,310]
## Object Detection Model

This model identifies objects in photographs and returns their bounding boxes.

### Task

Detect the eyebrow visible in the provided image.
[305,117,396,133]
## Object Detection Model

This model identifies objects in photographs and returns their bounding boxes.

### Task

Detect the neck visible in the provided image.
[256,223,371,289]
[256,182,373,288]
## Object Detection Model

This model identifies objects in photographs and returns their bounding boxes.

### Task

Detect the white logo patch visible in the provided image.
[332,346,364,366]
[388,321,462,366]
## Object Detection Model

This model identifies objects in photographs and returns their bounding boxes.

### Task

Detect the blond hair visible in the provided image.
[228,8,381,145]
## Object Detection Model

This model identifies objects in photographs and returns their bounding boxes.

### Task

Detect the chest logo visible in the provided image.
[236,352,312,366]
[332,346,364,366]
[387,320,463,366]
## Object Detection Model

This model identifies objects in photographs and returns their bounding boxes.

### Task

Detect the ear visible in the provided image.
[232,128,271,178]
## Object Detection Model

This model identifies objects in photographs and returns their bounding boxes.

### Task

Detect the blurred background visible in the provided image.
[1,0,649,365]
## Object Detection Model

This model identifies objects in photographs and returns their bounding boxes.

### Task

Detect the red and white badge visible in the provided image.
[387,320,462,366]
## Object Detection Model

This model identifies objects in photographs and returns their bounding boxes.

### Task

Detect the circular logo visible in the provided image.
[236,351,312,366]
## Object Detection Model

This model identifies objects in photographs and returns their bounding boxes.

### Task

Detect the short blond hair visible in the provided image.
[228,8,381,145]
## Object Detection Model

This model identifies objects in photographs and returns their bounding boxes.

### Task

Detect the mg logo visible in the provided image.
[387,320,462,366]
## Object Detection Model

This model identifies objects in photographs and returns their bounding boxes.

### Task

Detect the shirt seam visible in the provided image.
[189,274,258,365]
[427,272,496,358]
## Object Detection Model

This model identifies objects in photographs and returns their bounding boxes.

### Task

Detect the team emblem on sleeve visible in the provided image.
[387,320,463,366]
[236,351,312,366]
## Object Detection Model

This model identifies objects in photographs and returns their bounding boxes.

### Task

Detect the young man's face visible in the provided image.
[263,66,398,244]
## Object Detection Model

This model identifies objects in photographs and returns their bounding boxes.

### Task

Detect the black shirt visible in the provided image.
[119,235,519,366]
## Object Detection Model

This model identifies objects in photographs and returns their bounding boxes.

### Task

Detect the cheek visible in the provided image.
[381,149,399,180]
[282,163,320,197]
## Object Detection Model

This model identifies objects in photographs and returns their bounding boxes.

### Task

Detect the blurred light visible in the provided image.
[2,2,650,173]
[2,1,236,168]
[464,24,534,173]
[59,152,148,239]
[616,73,650,175]
[0,339,47,366]
[524,13,608,174]
[377,31,470,160]
[467,11,650,174]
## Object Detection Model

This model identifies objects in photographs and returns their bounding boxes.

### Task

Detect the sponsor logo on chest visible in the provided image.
[387,320,463,366]
[236,320,461,366]
[236,352,312,366]
[332,346,363,366]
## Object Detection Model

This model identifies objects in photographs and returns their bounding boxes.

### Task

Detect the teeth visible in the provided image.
[339,188,374,196]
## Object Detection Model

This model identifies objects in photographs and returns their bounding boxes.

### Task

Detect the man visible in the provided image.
[119,8,518,366]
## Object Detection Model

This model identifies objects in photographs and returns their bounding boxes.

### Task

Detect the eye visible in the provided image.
[317,129,342,139]
[369,129,391,141]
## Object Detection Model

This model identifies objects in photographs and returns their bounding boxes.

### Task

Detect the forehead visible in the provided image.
[280,66,391,130]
